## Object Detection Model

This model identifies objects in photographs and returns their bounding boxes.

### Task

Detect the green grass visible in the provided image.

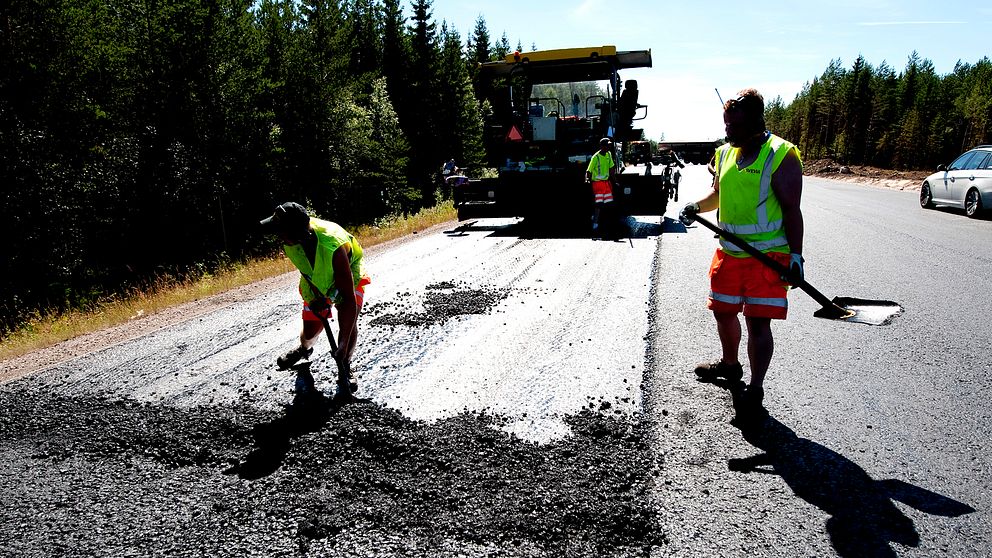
[0,202,456,363]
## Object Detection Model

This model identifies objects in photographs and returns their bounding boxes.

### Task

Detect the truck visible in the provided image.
[453,46,673,224]
[626,140,653,166]
[655,140,724,166]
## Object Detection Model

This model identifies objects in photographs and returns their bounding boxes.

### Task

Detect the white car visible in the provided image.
[920,145,992,218]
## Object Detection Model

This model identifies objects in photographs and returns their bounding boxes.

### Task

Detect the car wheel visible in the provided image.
[920,182,934,209]
[965,188,983,218]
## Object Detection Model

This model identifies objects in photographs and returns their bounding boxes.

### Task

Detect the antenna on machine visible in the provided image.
[714,88,725,106]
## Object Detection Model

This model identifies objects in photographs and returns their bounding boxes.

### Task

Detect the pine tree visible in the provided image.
[346,0,383,84]
[470,15,491,64]
[407,0,441,206]
[494,32,510,59]
[380,0,411,121]
[438,24,484,177]
[841,55,873,164]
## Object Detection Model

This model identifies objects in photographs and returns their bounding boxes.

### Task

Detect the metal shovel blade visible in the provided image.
[690,215,904,327]
[813,296,903,326]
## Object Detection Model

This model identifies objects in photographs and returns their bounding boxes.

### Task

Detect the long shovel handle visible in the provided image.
[316,313,351,388]
[691,214,838,311]
[299,272,351,389]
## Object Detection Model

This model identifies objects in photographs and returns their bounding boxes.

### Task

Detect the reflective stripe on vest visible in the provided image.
[715,134,799,255]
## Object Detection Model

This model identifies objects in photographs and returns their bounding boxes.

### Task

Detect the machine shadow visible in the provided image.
[700,378,975,557]
[228,363,369,480]
[446,215,678,240]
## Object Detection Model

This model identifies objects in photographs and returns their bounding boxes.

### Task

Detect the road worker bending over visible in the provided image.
[260,202,370,394]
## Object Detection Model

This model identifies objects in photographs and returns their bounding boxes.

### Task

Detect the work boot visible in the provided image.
[335,373,358,399]
[740,385,764,410]
[693,360,744,382]
[277,345,313,370]
[732,385,767,428]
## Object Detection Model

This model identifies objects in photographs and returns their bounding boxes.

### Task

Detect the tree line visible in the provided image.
[765,53,992,170]
[0,0,519,338]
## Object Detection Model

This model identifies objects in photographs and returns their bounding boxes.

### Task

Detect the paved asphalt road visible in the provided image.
[1,165,990,556]
[649,169,991,556]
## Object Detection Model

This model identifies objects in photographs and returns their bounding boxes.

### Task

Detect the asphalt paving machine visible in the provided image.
[454,46,671,223]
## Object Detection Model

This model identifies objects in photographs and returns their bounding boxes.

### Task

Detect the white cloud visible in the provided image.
[856,20,966,26]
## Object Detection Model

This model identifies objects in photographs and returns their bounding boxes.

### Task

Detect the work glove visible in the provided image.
[783,253,805,284]
[679,202,699,226]
[308,297,330,315]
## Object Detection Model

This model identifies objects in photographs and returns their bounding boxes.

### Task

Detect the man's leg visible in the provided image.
[696,310,745,381]
[277,317,323,370]
[715,311,742,364]
[338,308,361,361]
[744,317,773,388]
[345,321,359,360]
[300,319,323,349]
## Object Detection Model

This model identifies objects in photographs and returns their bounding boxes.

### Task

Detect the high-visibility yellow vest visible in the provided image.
[284,218,365,302]
[714,133,801,257]
[587,151,614,181]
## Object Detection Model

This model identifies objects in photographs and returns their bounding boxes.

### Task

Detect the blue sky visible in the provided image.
[421,0,992,141]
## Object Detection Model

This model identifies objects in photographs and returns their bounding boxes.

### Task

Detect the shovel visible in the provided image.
[314,312,355,399]
[300,273,355,397]
[691,214,903,326]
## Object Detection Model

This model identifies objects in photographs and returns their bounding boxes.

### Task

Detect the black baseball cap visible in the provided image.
[260,202,311,235]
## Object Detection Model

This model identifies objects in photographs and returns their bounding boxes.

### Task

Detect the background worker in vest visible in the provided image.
[678,88,805,414]
[260,202,371,394]
[657,147,686,201]
[585,137,616,236]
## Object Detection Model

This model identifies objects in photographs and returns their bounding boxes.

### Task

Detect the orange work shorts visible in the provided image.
[302,276,371,322]
[591,180,614,204]
[706,249,790,319]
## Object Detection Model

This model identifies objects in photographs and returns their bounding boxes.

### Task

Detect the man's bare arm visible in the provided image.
[771,149,804,255]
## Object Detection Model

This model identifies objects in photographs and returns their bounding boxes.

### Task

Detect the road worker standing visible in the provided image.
[679,89,805,415]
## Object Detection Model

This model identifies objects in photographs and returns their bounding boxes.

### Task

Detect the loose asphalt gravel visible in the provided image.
[0,384,661,557]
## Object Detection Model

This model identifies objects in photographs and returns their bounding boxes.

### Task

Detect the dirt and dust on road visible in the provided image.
[804,159,930,191]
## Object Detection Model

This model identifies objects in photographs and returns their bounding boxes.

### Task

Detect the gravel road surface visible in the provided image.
[1,165,989,557]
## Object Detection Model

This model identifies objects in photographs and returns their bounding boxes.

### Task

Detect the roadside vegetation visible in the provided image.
[0,203,455,362]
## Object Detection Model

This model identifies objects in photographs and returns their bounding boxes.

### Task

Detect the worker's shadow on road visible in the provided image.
[705,379,975,557]
[227,363,369,480]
